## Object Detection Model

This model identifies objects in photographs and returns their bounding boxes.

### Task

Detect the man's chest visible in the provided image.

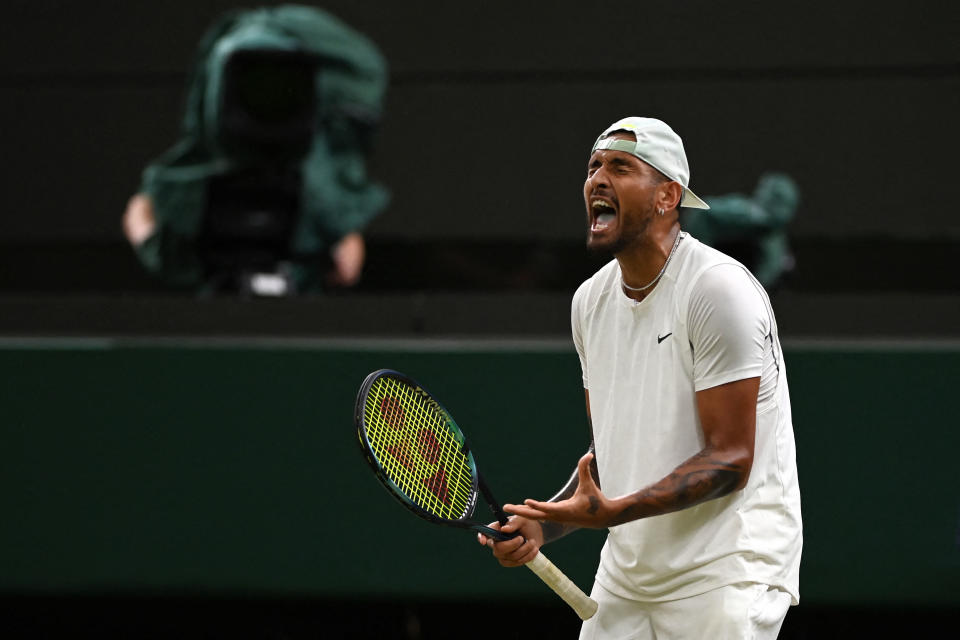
[583,299,694,390]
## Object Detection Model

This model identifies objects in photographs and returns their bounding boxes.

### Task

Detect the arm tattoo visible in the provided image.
[587,495,600,515]
[611,449,744,527]
[540,518,574,544]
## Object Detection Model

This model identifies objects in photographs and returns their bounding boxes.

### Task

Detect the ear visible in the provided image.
[657,181,683,213]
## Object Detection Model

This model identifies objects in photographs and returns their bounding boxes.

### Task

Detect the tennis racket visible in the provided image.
[355,369,598,620]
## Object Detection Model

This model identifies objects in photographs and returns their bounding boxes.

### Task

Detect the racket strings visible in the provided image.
[364,378,475,520]
[366,380,473,517]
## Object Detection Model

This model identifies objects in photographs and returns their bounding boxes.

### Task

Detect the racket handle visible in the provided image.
[525,552,598,620]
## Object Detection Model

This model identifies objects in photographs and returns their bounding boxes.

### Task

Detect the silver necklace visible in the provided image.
[621,231,684,293]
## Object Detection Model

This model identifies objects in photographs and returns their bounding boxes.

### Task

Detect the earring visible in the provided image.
[658,208,665,216]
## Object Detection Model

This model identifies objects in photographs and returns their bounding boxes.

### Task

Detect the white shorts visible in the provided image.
[578,581,792,640]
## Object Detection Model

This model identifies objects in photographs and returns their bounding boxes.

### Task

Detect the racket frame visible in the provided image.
[354,368,599,620]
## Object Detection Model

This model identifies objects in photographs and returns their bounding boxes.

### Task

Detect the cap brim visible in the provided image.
[681,189,710,210]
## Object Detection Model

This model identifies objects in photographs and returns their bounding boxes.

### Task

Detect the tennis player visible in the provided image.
[479,117,802,638]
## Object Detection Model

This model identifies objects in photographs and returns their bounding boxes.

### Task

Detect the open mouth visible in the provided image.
[590,198,617,232]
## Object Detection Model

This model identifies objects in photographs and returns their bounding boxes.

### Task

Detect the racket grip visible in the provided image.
[525,552,598,620]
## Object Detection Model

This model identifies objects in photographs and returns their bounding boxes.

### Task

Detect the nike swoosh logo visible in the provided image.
[657,332,672,344]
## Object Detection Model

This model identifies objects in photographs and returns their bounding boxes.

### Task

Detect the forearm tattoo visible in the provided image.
[610,448,744,527]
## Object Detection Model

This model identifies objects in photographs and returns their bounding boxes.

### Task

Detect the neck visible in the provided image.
[617,223,681,301]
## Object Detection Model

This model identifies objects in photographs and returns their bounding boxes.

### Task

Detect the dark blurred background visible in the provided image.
[1,1,958,638]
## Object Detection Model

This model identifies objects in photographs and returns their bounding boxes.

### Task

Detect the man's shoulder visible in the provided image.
[675,235,754,289]
[679,234,744,273]
[679,235,771,317]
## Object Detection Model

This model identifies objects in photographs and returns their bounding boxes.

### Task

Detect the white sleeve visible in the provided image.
[688,264,769,392]
[571,282,589,389]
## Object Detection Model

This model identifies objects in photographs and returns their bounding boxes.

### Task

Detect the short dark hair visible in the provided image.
[648,167,670,185]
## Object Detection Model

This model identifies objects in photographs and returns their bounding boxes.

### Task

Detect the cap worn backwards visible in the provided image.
[591,117,710,210]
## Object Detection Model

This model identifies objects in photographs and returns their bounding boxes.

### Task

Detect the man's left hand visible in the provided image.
[505,452,620,529]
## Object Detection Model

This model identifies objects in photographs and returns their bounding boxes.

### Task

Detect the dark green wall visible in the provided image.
[1,342,957,605]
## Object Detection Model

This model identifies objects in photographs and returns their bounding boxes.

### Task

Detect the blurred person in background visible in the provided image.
[122,4,389,296]
[683,172,799,291]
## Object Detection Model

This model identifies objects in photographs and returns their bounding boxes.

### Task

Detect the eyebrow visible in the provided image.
[587,154,635,170]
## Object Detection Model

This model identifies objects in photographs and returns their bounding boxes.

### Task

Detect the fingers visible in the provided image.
[476,520,503,548]
[491,533,538,567]
[500,540,539,567]
[505,502,551,520]
[477,518,539,567]
[577,451,596,486]
[499,513,523,533]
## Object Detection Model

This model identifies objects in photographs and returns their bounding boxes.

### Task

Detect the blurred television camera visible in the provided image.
[123,5,389,295]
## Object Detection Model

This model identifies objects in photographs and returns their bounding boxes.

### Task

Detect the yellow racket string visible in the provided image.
[363,377,475,519]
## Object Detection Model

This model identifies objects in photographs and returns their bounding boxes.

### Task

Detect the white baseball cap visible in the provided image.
[591,117,710,210]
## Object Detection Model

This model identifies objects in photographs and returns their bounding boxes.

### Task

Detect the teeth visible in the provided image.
[591,199,614,211]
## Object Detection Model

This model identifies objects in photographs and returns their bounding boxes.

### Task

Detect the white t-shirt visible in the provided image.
[571,233,802,604]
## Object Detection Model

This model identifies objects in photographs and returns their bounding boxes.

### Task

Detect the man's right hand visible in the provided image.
[476,516,544,567]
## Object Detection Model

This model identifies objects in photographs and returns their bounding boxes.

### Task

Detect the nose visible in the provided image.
[585,166,610,193]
